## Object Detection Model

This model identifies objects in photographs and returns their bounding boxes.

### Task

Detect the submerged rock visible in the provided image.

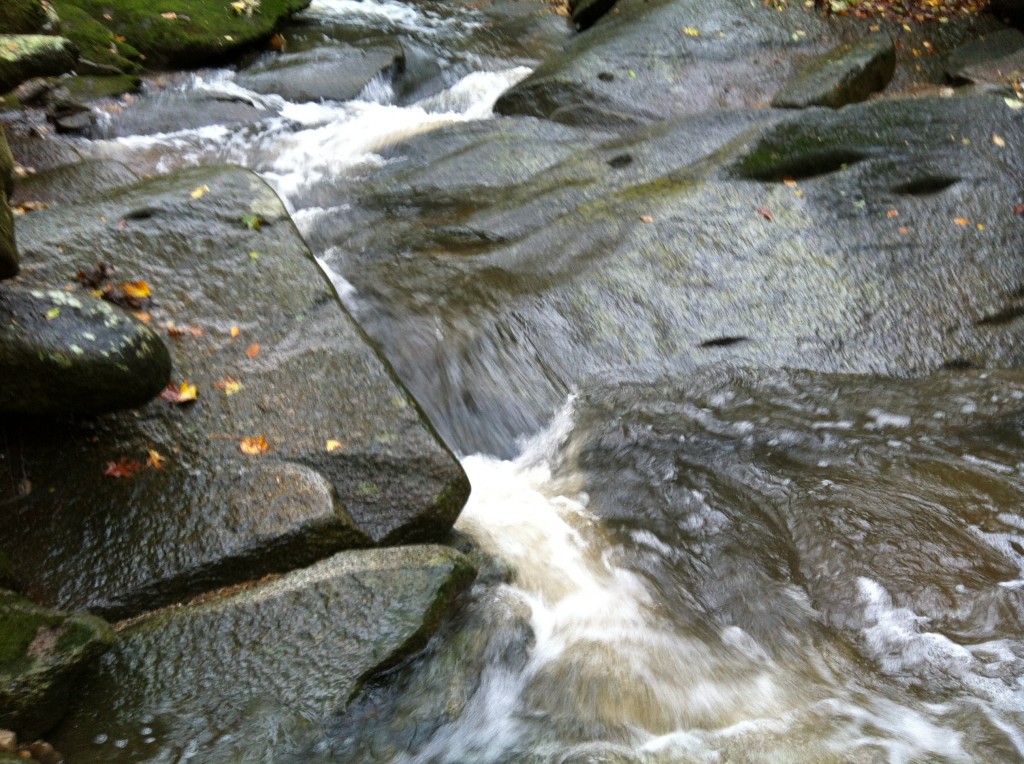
[0,164,469,619]
[0,35,77,95]
[0,287,172,416]
[771,33,896,108]
[52,546,474,763]
[0,589,114,739]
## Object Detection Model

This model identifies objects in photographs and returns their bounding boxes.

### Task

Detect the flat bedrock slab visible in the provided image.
[771,33,896,108]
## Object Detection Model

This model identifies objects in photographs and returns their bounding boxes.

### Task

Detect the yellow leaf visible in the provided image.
[160,380,198,404]
[146,449,166,470]
[215,377,243,396]
[240,435,269,455]
[326,439,345,452]
[121,280,152,299]
[683,26,701,36]
[230,325,241,338]
[190,184,211,199]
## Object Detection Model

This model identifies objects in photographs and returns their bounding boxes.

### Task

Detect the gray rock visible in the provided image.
[51,546,474,763]
[494,0,829,128]
[946,28,1024,87]
[315,94,1024,456]
[0,165,470,619]
[771,33,896,109]
[11,159,139,208]
[0,126,15,280]
[7,135,81,174]
[0,589,115,739]
[0,287,171,416]
[0,35,77,95]
[236,41,405,103]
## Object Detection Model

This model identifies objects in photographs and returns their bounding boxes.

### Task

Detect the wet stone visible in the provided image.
[0,589,115,739]
[771,33,896,109]
[10,159,140,208]
[0,165,470,619]
[0,287,171,416]
[52,546,475,763]
[0,35,77,95]
[0,126,15,280]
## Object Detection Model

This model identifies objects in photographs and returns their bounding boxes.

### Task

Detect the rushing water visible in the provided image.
[60,0,1024,760]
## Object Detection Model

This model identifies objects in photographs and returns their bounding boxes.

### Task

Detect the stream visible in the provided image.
[62,0,1024,761]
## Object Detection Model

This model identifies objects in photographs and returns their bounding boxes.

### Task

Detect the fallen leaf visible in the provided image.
[121,280,152,299]
[45,307,60,320]
[683,26,701,36]
[639,215,655,223]
[756,207,775,222]
[783,177,798,189]
[105,457,143,478]
[240,435,269,455]
[241,213,263,231]
[1014,203,1024,216]
[76,262,115,289]
[146,449,166,470]
[230,326,241,338]
[215,377,243,395]
[246,342,260,358]
[166,322,204,338]
[190,184,211,199]
[993,134,1006,148]
[898,226,910,234]
[160,380,199,404]
[886,209,899,218]
[248,251,260,261]
[134,311,152,323]
[326,439,345,452]
[160,11,179,19]
[953,217,970,226]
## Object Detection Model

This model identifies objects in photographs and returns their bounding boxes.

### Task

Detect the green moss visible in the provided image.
[52,0,311,69]
[0,613,44,667]
[51,2,141,72]
[0,0,49,34]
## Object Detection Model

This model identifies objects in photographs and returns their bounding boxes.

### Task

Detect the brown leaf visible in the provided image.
[104,457,143,478]
[639,215,655,223]
[240,435,269,455]
[160,380,198,404]
[1014,203,1024,216]
[756,207,775,222]
[76,262,115,289]
[166,322,204,338]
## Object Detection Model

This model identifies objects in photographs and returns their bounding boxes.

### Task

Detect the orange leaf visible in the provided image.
[783,178,798,189]
[146,449,166,470]
[104,457,143,478]
[953,217,970,226]
[326,439,345,452]
[134,311,152,323]
[121,280,152,299]
[240,435,269,455]
[886,209,898,219]
[160,380,198,404]
[246,342,260,358]
[215,377,243,396]
[166,322,204,338]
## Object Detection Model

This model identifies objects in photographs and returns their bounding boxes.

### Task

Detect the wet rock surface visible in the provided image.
[0,35,77,95]
[771,32,896,108]
[0,164,469,619]
[0,287,171,416]
[52,546,475,763]
[316,93,1024,456]
[0,127,16,280]
[0,589,114,739]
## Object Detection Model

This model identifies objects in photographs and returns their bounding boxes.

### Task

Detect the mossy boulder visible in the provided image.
[51,0,311,71]
[0,0,50,35]
[0,35,77,95]
[0,589,115,739]
[0,126,15,281]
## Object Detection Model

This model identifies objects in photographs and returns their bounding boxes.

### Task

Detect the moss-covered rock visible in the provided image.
[0,34,77,94]
[0,589,115,739]
[52,0,311,70]
[0,1,49,35]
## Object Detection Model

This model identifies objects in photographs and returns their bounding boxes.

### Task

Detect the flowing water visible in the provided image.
[62,0,1024,760]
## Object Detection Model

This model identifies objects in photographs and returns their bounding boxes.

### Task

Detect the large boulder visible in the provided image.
[771,33,896,109]
[50,0,311,70]
[313,93,1024,456]
[0,35,77,95]
[0,287,172,416]
[0,165,470,619]
[52,546,474,762]
[0,589,114,739]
